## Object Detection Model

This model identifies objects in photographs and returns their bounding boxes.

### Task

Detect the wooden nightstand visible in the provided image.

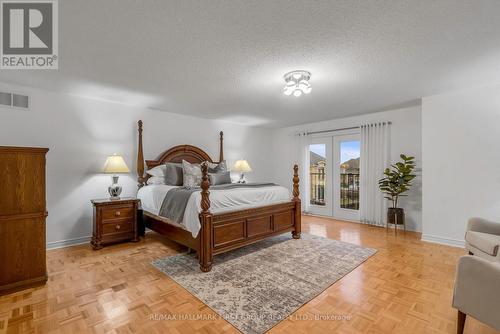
[91,197,140,249]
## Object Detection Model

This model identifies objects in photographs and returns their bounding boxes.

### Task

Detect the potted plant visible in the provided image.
[378,154,416,227]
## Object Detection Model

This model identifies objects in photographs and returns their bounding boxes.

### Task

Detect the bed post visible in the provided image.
[199,163,213,272]
[292,164,301,239]
[137,120,146,188]
[219,131,224,162]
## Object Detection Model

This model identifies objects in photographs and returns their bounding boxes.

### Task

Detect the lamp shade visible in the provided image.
[232,160,252,173]
[103,154,130,173]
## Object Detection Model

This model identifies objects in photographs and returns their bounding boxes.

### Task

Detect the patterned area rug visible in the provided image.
[152,233,376,334]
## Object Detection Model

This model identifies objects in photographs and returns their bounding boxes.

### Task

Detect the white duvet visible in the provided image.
[137,184,291,237]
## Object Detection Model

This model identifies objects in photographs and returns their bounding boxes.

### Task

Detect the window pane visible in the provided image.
[340,141,360,210]
[309,144,326,206]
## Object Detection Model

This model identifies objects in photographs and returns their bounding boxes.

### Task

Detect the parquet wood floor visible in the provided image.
[1,215,499,334]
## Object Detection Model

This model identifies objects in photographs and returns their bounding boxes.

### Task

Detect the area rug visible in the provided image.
[152,233,376,334]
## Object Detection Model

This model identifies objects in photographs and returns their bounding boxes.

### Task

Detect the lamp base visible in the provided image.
[237,173,246,184]
[108,175,122,199]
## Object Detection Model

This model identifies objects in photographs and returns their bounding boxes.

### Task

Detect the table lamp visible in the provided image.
[104,154,130,199]
[232,159,252,183]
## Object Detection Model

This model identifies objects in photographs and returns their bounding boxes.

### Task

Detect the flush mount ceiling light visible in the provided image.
[283,70,312,97]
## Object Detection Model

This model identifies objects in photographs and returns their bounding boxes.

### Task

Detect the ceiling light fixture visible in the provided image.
[283,70,312,97]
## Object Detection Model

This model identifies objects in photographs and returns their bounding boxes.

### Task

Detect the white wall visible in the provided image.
[272,106,423,231]
[422,83,500,247]
[0,82,275,248]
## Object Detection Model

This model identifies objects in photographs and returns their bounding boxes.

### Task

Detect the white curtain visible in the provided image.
[294,132,311,213]
[360,122,391,226]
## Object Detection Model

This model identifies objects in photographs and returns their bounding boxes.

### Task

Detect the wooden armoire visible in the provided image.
[0,146,48,294]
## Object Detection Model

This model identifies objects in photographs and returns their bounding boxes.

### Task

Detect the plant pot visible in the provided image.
[387,207,405,226]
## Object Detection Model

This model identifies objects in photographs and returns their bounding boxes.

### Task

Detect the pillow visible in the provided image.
[165,162,183,186]
[146,164,166,177]
[182,160,202,188]
[146,176,166,185]
[207,160,227,173]
[209,171,232,185]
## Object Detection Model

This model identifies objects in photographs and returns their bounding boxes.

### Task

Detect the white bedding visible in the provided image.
[137,184,291,238]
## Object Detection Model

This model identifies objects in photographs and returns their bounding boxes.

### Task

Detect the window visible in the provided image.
[309,144,327,206]
[339,141,360,210]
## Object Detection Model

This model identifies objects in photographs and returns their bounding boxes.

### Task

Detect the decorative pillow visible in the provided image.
[146,164,166,177]
[146,176,166,185]
[209,171,232,185]
[207,160,227,173]
[165,162,183,186]
[182,160,202,188]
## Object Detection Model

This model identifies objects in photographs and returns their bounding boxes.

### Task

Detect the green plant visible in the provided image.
[378,154,416,208]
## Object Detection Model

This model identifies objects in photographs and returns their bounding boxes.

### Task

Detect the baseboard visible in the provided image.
[46,231,155,250]
[421,234,465,248]
[46,236,92,250]
[303,212,421,233]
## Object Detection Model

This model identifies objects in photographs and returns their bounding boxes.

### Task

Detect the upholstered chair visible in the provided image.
[452,255,500,334]
[465,217,500,261]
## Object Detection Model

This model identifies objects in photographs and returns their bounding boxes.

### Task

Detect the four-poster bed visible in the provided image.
[136,120,301,272]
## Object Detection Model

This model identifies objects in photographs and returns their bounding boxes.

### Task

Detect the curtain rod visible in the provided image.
[300,121,392,136]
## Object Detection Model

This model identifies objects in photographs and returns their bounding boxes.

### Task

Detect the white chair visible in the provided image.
[452,255,500,333]
[465,217,500,261]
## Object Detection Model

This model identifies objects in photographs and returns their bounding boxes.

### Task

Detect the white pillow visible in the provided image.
[146,176,166,185]
[207,160,227,173]
[182,160,202,188]
[147,165,166,178]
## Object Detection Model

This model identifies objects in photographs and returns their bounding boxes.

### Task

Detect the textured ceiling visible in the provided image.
[2,0,500,127]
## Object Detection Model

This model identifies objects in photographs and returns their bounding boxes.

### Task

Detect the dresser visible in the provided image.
[91,197,140,249]
[0,146,48,295]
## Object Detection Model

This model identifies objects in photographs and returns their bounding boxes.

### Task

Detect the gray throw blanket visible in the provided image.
[159,183,276,225]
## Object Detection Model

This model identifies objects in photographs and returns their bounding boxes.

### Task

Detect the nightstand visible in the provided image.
[91,197,140,249]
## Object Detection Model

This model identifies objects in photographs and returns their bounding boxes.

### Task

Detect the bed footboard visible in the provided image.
[198,164,301,272]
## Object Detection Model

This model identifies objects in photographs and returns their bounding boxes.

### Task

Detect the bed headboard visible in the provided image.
[136,120,224,187]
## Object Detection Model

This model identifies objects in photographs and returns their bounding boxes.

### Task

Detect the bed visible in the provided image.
[136,120,301,272]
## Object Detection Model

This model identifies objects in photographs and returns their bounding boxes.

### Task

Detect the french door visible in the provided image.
[308,133,360,221]
[333,134,360,220]
[308,138,333,216]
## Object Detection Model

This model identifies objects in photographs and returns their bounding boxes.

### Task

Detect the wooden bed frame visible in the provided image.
[136,120,301,272]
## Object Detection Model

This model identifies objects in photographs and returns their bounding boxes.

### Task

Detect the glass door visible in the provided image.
[333,134,361,221]
[308,138,332,216]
